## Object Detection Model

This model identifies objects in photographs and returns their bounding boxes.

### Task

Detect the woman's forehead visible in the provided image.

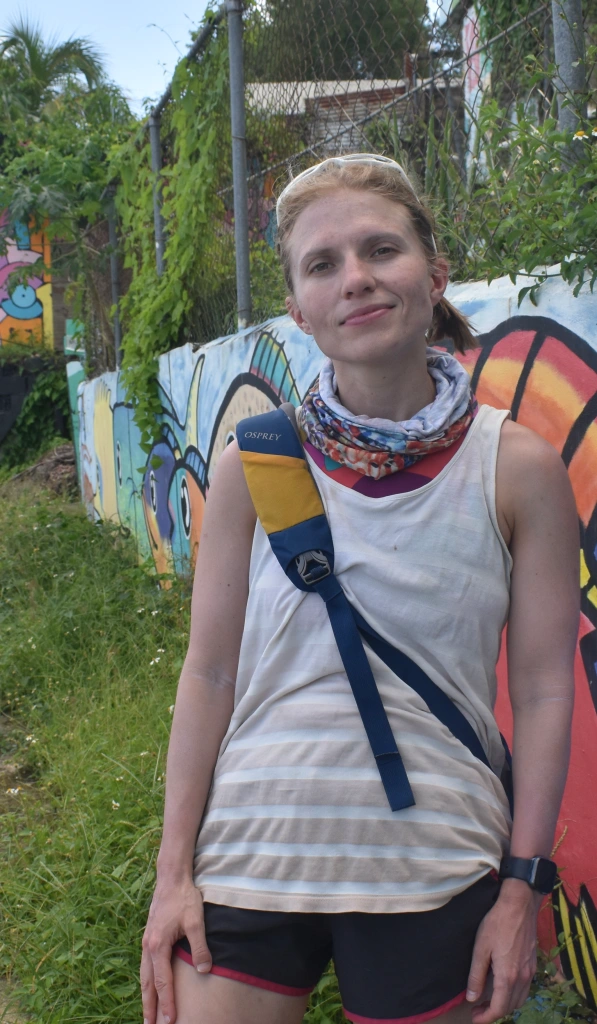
[290,191,417,255]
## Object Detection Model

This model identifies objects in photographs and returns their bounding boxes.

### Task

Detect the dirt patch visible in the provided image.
[4,444,78,498]
[0,715,33,817]
[0,980,26,1023]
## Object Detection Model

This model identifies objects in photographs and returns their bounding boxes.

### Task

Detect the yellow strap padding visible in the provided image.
[240,450,324,534]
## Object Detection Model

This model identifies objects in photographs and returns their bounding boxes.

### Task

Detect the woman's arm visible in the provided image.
[467,421,579,1023]
[141,440,256,1024]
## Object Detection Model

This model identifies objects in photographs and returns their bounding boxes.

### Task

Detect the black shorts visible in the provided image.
[173,872,499,1023]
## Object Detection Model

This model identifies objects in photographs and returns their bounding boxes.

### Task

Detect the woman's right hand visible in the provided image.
[140,877,212,1024]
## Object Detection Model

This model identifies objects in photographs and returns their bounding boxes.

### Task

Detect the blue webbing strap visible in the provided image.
[313,574,415,811]
[352,609,492,771]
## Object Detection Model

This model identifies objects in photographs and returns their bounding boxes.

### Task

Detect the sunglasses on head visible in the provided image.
[275,153,437,253]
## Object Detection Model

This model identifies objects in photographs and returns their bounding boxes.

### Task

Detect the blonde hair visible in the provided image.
[275,160,477,354]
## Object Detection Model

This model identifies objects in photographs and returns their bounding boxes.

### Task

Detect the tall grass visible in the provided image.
[0,484,348,1023]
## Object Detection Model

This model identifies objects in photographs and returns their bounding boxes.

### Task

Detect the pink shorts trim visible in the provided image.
[210,965,312,997]
[343,989,467,1024]
[172,946,311,997]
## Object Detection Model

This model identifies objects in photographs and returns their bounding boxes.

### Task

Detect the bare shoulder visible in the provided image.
[204,439,257,531]
[495,417,577,546]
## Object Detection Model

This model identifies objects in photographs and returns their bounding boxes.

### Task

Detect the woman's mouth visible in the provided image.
[342,305,394,326]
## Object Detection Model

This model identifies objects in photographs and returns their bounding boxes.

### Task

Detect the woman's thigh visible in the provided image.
[157,956,309,1024]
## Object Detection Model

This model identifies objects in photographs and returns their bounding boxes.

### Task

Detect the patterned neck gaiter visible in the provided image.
[297,349,477,480]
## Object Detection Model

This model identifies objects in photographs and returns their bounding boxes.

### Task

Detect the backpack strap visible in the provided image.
[237,406,415,812]
[237,406,512,813]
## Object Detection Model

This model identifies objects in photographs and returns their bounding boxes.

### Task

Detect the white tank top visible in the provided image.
[193,404,513,913]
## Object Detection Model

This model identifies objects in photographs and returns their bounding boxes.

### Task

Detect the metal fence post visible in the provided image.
[148,113,167,276]
[227,0,252,331]
[551,0,586,134]
[106,196,122,368]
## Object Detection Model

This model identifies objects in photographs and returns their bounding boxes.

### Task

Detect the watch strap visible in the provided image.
[499,855,557,893]
[500,856,535,884]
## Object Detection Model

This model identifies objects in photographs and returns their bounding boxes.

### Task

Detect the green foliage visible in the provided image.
[0,77,134,373]
[0,486,192,1021]
[244,0,428,81]
[0,348,71,474]
[445,86,597,294]
[370,50,597,295]
[0,79,132,230]
[304,966,347,1022]
[514,945,594,1024]
[0,14,106,119]
[249,239,287,323]
[113,20,231,452]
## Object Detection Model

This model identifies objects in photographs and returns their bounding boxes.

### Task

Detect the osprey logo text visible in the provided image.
[243,431,282,441]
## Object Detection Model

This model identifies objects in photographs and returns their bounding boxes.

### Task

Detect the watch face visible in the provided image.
[533,858,558,893]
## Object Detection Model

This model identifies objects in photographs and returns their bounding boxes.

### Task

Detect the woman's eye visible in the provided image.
[372,246,396,257]
[311,261,331,273]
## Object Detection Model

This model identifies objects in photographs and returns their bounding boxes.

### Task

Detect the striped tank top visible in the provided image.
[193,404,513,913]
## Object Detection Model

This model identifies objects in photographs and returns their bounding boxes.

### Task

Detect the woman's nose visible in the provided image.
[341,255,376,296]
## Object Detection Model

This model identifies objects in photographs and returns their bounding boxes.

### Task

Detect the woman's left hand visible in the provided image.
[466,879,541,1024]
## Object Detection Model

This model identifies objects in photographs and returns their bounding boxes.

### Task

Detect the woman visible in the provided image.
[141,155,578,1024]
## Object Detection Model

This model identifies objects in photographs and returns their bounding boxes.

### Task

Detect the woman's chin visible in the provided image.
[320,332,426,368]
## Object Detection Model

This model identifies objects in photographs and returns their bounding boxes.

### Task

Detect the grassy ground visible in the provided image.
[0,483,592,1024]
[0,482,349,1023]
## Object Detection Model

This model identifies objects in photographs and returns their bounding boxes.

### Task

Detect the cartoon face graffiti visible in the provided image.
[0,216,52,345]
[142,433,207,578]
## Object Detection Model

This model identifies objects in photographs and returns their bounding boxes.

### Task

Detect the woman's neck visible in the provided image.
[332,347,436,422]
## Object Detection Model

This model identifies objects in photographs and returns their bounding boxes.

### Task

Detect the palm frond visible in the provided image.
[45,38,106,89]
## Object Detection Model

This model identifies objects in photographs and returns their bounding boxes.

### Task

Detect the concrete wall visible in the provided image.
[76,270,597,998]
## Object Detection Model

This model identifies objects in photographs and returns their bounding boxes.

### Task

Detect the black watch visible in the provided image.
[499,856,557,895]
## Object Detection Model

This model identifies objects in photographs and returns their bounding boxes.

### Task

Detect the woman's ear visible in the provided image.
[429,257,450,308]
[285,295,312,335]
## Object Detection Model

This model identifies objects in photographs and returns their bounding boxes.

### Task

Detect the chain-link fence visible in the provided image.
[105,0,595,370]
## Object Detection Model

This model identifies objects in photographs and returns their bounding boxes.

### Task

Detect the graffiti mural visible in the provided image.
[76,271,597,1007]
[0,214,53,347]
[78,322,317,577]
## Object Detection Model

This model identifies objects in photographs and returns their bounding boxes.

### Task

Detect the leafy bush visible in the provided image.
[0,347,71,474]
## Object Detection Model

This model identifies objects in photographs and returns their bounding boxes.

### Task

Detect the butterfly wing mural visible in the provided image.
[454,316,597,1006]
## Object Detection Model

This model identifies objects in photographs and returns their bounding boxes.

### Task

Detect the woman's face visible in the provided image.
[285,189,448,368]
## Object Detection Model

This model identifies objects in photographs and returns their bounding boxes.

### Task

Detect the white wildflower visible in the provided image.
[111,800,120,810]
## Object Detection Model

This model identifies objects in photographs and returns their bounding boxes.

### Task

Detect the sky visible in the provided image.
[3,0,212,114]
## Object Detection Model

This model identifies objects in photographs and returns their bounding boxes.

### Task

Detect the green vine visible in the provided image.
[113,18,231,452]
